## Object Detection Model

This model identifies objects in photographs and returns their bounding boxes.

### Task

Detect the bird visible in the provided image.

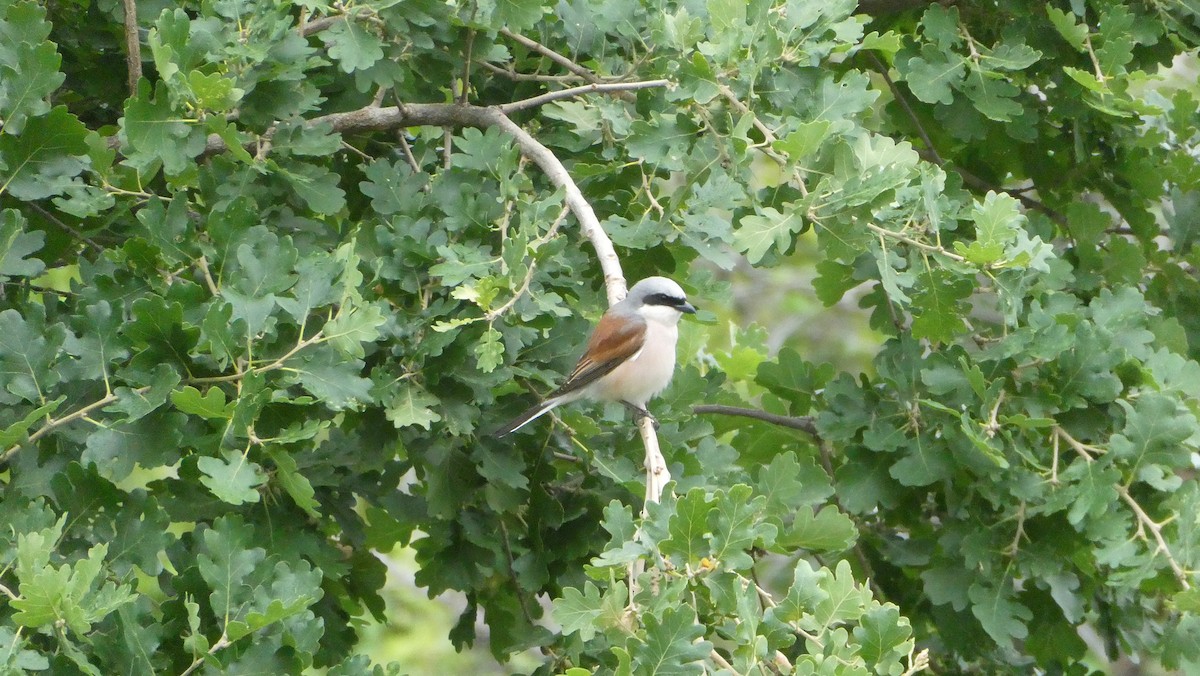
[493,276,697,437]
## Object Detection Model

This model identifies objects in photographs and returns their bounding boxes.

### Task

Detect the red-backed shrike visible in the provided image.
[493,276,697,437]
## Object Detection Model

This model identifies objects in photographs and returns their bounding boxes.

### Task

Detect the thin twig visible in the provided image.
[179,633,231,676]
[1055,426,1190,589]
[709,649,741,675]
[299,14,342,37]
[1119,489,1190,589]
[867,53,941,164]
[122,0,141,96]
[692,404,819,438]
[499,28,601,82]
[717,84,808,197]
[27,203,102,253]
[485,262,537,321]
[396,131,421,173]
[866,222,968,262]
[477,61,588,83]
[498,79,670,115]
[1,389,143,464]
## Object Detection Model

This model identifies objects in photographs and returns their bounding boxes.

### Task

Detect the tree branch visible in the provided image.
[499,28,602,83]
[122,0,141,97]
[499,79,670,115]
[693,404,819,439]
[1,388,146,464]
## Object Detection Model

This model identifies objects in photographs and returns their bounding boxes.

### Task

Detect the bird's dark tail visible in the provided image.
[492,399,560,437]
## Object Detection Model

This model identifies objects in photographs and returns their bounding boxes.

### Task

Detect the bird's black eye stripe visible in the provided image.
[645,293,687,307]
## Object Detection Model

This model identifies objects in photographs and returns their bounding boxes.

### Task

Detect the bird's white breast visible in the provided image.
[589,318,679,406]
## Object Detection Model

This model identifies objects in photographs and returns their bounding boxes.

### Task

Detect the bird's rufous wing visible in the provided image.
[549,311,647,398]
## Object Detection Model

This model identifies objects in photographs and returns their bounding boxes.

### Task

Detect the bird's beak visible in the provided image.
[680,301,697,314]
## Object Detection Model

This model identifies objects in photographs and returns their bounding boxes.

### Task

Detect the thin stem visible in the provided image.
[1,389,145,464]
[692,404,818,438]
[866,222,968,262]
[1055,426,1190,589]
[498,79,670,115]
[499,28,601,82]
[485,262,537,321]
[179,632,231,676]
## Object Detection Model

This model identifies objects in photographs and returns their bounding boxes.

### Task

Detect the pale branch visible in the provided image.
[1056,426,1191,589]
[484,261,537,321]
[692,404,819,438]
[638,415,671,506]
[486,109,627,303]
[1119,488,1191,590]
[499,28,601,83]
[717,84,808,197]
[178,632,231,676]
[866,222,968,263]
[477,60,588,83]
[1,389,141,464]
[498,79,670,115]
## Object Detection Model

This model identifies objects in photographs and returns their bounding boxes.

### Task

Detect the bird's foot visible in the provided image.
[621,401,660,429]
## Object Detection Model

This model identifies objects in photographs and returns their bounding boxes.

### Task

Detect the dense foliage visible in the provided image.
[2,0,1200,672]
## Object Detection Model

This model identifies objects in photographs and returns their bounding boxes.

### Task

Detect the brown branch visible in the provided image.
[866,53,1069,228]
[122,0,141,96]
[477,61,588,83]
[693,404,819,439]
[299,14,343,37]
[499,28,601,83]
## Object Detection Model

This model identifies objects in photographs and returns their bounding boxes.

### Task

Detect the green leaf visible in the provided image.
[385,383,442,429]
[780,505,857,552]
[1047,7,1088,50]
[709,484,775,569]
[773,558,827,626]
[197,450,266,505]
[196,516,266,621]
[280,162,347,214]
[266,447,320,518]
[490,0,548,31]
[735,207,805,264]
[756,452,834,516]
[121,80,205,176]
[853,604,913,673]
[1110,393,1195,486]
[0,209,44,278]
[633,606,713,675]
[553,582,605,641]
[910,269,972,343]
[901,49,964,105]
[293,349,373,410]
[0,397,61,446]
[319,18,385,73]
[13,528,135,636]
[660,488,715,565]
[968,582,1031,645]
[0,105,88,199]
[0,40,64,135]
[81,411,186,482]
[326,302,386,359]
[812,559,872,629]
[171,385,233,420]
